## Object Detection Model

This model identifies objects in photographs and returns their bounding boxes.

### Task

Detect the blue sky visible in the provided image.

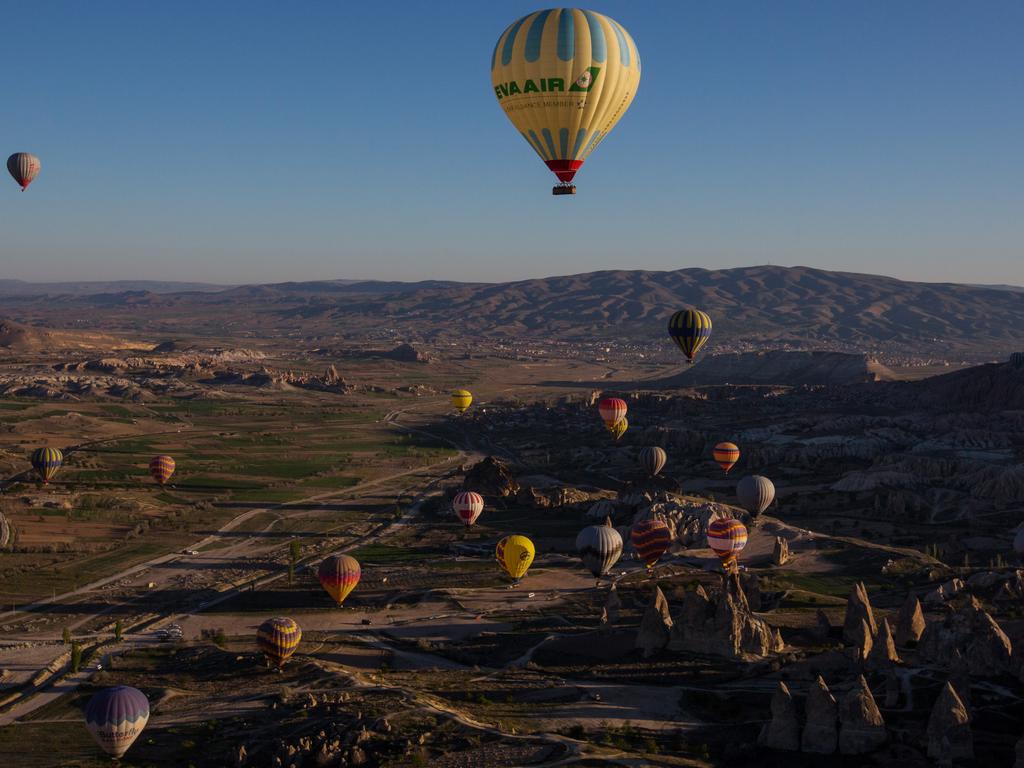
[2,1,1021,285]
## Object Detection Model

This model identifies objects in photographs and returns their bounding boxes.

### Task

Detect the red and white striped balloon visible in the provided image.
[597,397,627,427]
[453,491,484,527]
[7,153,40,191]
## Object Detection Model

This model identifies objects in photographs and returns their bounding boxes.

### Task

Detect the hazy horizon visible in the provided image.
[3,1,1022,285]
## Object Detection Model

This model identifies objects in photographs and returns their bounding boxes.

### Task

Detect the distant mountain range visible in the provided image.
[2,266,1023,361]
[0,279,231,295]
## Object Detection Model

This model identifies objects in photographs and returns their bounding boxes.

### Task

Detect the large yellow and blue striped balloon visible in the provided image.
[30,447,63,484]
[668,309,712,362]
[491,8,641,190]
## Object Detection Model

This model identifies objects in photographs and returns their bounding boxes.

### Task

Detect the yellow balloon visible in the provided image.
[491,8,641,192]
[608,417,628,441]
[451,389,473,413]
[496,535,536,582]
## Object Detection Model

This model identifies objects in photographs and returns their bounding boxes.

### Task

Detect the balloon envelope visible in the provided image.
[84,685,149,758]
[149,454,176,485]
[707,518,748,570]
[668,309,712,361]
[7,152,40,190]
[639,446,667,476]
[490,9,641,188]
[318,554,361,606]
[713,442,740,473]
[608,417,628,441]
[576,524,623,578]
[31,447,63,484]
[737,475,776,518]
[598,397,627,427]
[257,616,302,668]
[496,534,535,581]
[631,519,671,568]
[453,491,484,526]
[451,389,473,413]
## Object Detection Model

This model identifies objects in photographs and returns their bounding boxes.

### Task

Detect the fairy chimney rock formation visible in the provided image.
[801,676,838,754]
[838,676,886,755]
[917,597,1014,676]
[758,681,800,751]
[866,618,900,670]
[635,586,673,657]
[842,582,878,645]
[895,595,926,646]
[926,682,972,762]
[850,618,873,662]
[772,536,790,566]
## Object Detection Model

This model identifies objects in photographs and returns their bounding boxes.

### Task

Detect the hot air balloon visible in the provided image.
[496,534,535,584]
[257,616,302,669]
[7,152,40,191]
[598,397,627,428]
[713,442,740,473]
[608,417,629,441]
[84,685,150,759]
[707,518,747,571]
[668,309,712,362]
[639,446,667,476]
[491,9,641,195]
[149,454,176,485]
[736,475,776,519]
[318,554,361,606]
[453,491,484,527]
[576,521,623,583]
[31,447,63,484]
[451,389,473,414]
[631,519,671,568]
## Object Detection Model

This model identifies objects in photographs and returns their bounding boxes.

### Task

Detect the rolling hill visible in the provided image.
[2,266,1023,360]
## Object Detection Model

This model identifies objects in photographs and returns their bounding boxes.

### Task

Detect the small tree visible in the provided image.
[62,627,71,645]
[70,641,82,673]
[114,620,123,641]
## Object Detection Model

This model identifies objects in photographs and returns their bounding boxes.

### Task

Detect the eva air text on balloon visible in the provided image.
[493,67,600,101]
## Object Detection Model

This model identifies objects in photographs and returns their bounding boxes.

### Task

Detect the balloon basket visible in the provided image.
[552,184,576,196]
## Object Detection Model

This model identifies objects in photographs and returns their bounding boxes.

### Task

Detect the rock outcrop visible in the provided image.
[926,682,972,763]
[850,619,873,661]
[895,595,925,646]
[917,597,1014,676]
[838,676,886,755]
[758,682,800,751]
[635,586,673,657]
[463,457,519,499]
[772,536,790,565]
[801,676,838,754]
[842,582,877,646]
[866,619,899,670]
[668,573,781,659]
